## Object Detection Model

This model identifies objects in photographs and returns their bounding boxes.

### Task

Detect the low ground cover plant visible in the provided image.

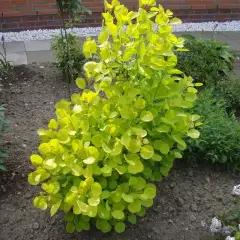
[177,36,234,86]
[185,89,240,171]
[28,0,201,233]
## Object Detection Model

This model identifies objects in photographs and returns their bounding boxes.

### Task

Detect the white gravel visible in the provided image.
[0,20,240,42]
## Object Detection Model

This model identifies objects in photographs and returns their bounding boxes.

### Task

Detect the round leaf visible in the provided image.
[114,222,125,233]
[112,210,124,220]
[187,129,200,139]
[30,154,43,166]
[76,78,86,89]
[140,111,153,122]
[140,145,154,159]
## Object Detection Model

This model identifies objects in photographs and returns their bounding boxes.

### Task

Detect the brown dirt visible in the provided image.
[0,63,239,240]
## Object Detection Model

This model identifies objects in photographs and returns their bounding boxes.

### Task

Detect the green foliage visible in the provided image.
[28,0,200,233]
[0,104,9,171]
[56,0,91,20]
[218,205,240,238]
[52,33,85,78]
[185,89,240,170]
[214,77,240,112]
[54,0,90,85]
[177,36,234,85]
[0,36,12,78]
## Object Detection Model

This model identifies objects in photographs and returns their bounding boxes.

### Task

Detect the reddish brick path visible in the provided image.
[1,0,240,31]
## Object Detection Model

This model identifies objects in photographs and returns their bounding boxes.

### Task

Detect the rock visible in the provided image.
[176,198,184,206]
[169,182,176,189]
[147,234,152,239]
[25,192,33,199]
[232,185,240,196]
[22,144,27,148]
[190,215,196,222]
[33,222,40,230]
[190,204,198,212]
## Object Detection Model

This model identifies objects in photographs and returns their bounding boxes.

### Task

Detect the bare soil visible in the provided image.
[0,63,239,240]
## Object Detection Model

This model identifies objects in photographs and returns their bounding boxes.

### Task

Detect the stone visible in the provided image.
[190,204,198,212]
[190,215,196,222]
[169,182,176,189]
[25,192,33,199]
[33,222,40,230]
[176,198,184,206]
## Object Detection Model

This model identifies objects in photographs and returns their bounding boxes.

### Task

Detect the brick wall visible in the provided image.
[1,0,240,31]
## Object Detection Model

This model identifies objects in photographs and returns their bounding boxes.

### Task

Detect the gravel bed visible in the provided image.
[0,20,240,42]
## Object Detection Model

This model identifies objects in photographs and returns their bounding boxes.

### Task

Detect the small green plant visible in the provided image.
[177,36,234,85]
[0,104,9,171]
[53,0,90,91]
[0,36,12,78]
[28,0,201,233]
[185,89,240,171]
[218,205,240,238]
[52,33,85,79]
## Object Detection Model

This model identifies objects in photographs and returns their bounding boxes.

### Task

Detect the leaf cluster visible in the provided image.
[51,33,85,79]
[177,35,234,85]
[29,0,200,233]
[185,89,240,171]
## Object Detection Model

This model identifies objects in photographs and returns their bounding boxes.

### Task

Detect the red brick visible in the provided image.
[11,0,27,4]
[1,0,240,30]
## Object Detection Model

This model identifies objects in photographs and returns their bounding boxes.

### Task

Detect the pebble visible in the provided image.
[190,204,198,212]
[176,197,184,206]
[169,182,176,189]
[190,215,197,222]
[33,222,40,230]
[25,192,33,199]
[1,21,240,42]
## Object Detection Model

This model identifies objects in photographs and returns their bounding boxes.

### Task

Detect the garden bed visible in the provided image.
[0,63,239,240]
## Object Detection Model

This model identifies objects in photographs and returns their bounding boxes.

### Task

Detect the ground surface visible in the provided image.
[0,63,239,240]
